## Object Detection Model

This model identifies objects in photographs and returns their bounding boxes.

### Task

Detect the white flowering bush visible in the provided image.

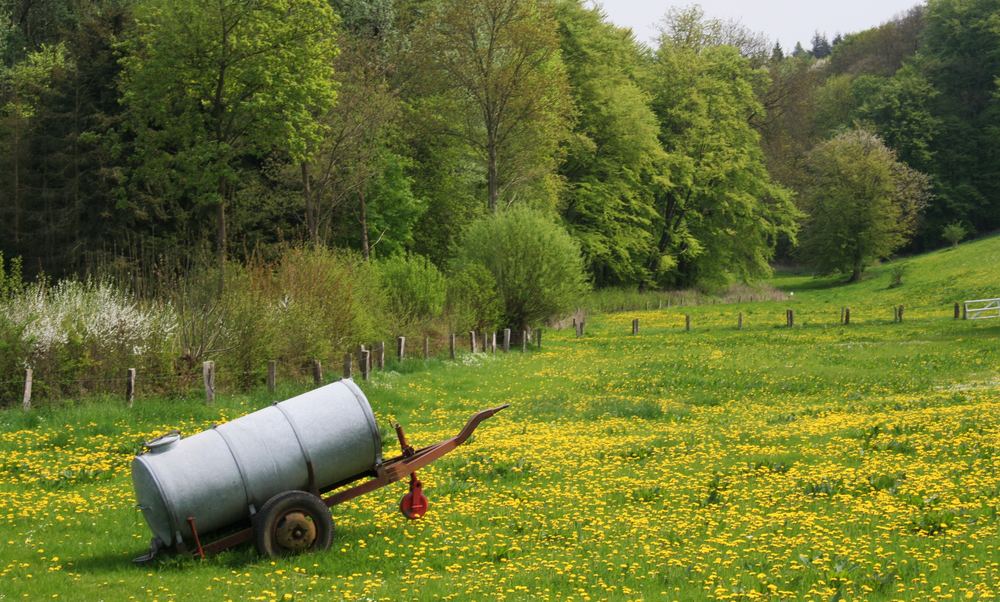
[0,280,177,401]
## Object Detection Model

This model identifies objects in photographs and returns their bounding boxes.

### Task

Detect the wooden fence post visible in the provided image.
[449,333,456,360]
[126,368,136,408]
[962,304,967,320]
[536,328,542,349]
[361,350,370,381]
[685,315,691,332]
[469,331,477,353]
[898,305,904,323]
[267,360,277,394]
[632,319,639,335]
[343,353,352,380]
[377,341,385,370]
[844,307,851,325]
[521,330,528,352]
[424,336,430,360]
[491,332,497,354]
[397,336,406,361]
[954,302,960,320]
[22,368,32,411]
[203,361,215,404]
[312,359,323,386]
[503,329,511,352]
[737,312,743,330]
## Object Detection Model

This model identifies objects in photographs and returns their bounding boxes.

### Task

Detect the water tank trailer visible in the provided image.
[131,379,507,561]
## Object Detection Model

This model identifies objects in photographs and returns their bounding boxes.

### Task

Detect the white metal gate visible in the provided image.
[964,298,1000,320]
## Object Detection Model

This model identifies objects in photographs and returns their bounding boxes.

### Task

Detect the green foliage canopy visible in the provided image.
[119,0,339,261]
[649,17,799,288]
[454,207,589,329]
[797,129,931,281]
[411,0,572,212]
[555,0,663,288]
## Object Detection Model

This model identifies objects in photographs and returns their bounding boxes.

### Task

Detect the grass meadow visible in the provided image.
[1,237,999,601]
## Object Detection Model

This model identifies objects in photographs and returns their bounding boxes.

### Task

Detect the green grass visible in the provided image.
[1,237,999,601]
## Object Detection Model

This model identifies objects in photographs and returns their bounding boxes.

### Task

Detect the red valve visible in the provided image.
[399,473,428,519]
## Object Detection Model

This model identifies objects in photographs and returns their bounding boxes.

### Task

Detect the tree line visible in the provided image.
[1,0,998,288]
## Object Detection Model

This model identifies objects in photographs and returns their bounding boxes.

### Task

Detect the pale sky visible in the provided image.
[599,0,923,51]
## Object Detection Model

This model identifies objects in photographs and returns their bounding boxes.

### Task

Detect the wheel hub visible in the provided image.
[274,511,317,551]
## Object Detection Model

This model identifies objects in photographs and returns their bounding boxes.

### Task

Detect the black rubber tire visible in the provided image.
[253,490,334,558]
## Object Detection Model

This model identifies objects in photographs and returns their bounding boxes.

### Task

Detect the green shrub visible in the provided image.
[171,248,386,389]
[445,262,502,332]
[888,263,908,288]
[0,254,28,404]
[454,207,589,329]
[377,253,446,326]
[941,222,967,248]
[222,265,276,389]
[0,252,24,298]
[262,248,385,372]
[0,315,31,406]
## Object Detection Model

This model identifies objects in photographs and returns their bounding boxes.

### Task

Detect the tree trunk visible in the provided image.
[302,162,317,244]
[12,124,20,244]
[849,263,863,283]
[359,187,370,260]
[72,69,82,267]
[217,178,227,282]
[487,139,498,212]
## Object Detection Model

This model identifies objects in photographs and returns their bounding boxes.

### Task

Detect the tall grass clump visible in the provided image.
[455,207,589,330]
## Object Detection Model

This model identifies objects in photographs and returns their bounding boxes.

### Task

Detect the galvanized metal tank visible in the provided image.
[131,379,382,547]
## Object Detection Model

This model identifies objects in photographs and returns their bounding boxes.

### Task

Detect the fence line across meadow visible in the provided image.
[15,327,545,411]
[614,301,983,337]
[10,297,995,411]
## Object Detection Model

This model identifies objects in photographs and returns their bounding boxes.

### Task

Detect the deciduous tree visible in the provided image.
[649,13,798,287]
[119,0,339,268]
[411,0,571,212]
[798,129,930,281]
[555,0,663,287]
[0,40,66,245]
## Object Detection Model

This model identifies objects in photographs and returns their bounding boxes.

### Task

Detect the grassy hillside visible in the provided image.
[774,233,1000,311]
[0,239,998,601]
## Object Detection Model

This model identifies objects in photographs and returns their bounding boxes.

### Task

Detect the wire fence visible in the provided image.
[6,328,545,410]
[4,298,988,410]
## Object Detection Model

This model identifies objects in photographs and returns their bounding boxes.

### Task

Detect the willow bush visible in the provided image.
[454,208,589,330]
